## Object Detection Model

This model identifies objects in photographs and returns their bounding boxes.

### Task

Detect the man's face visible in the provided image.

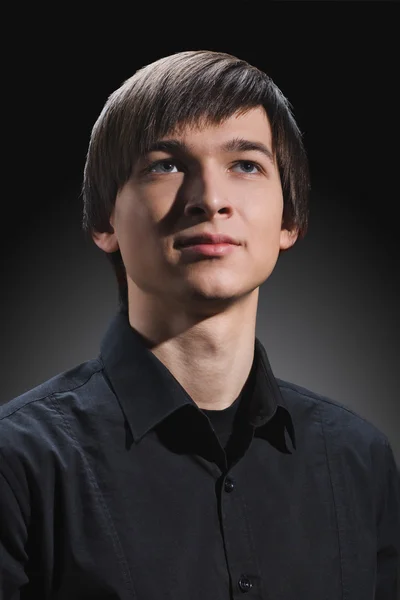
[94,106,297,312]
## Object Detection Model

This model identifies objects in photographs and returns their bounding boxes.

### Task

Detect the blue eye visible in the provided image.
[147,160,179,174]
[232,161,261,174]
[144,158,261,175]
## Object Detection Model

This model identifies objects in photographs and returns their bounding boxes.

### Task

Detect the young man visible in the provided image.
[0,50,399,599]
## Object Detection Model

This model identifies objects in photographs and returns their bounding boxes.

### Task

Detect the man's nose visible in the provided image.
[183,168,234,219]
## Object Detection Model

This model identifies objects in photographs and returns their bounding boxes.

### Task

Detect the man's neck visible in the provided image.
[127,289,259,410]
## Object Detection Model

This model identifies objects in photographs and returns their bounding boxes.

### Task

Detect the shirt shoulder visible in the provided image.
[0,358,105,467]
[0,357,103,420]
[276,377,394,454]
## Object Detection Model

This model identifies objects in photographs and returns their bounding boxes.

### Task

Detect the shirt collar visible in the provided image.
[99,310,296,452]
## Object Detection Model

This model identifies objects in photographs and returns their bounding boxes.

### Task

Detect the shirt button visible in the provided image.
[224,477,235,493]
[238,575,253,592]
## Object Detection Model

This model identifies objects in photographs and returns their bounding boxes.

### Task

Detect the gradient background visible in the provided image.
[2,5,399,463]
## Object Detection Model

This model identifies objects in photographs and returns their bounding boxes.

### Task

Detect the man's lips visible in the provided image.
[175,234,240,248]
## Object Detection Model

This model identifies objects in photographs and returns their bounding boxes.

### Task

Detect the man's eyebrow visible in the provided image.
[144,140,185,155]
[144,137,274,164]
[220,137,274,164]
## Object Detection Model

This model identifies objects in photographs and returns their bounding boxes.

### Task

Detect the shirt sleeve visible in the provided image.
[0,465,29,599]
[374,438,400,599]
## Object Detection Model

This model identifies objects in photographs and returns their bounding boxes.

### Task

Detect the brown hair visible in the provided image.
[82,50,310,313]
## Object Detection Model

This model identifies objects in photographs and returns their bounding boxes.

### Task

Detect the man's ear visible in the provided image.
[92,228,120,254]
[92,209,120,253]
[279,227,299,252]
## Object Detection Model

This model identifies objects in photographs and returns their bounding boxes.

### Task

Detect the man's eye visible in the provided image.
[147,160,180,174]
[231,161,261,174]
[143,159,261,175]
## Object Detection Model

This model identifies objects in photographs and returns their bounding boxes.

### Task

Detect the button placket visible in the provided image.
[220,465,260,597]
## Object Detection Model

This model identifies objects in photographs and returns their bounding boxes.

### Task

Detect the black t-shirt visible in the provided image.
[201,355,258,452]
[201,393,243,450]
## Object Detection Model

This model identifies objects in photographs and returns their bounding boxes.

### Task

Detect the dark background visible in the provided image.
[2,4,399,461]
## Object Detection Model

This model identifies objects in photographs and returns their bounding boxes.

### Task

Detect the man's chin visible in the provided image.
[180,285,257,314]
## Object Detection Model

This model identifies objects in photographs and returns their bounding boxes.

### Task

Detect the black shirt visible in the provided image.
[0,310,399,599]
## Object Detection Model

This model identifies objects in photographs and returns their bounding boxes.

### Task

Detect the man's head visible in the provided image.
[82,50,310,315]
